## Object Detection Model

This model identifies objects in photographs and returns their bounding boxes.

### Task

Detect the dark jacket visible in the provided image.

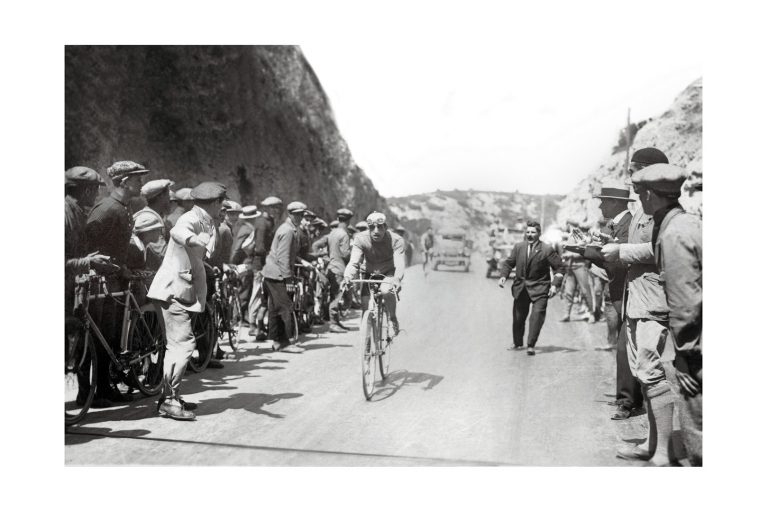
[499,240,564,300]
[86,190,134,265]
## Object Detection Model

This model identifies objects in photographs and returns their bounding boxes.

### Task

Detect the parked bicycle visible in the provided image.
[65,271,165,425]
[346,273,398,401]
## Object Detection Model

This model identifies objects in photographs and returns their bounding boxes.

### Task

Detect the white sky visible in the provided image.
[302,3,703,198]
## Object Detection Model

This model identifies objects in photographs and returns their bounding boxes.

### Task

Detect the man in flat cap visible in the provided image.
[633,163,702,465]
[134,178,174,270]
[601,148,670,422]
[65,167,119,408]
[148,181,227,420]
[326,208,354,331]
[498,220,564,355]
[167,187,194,227]
[85,160,150,405]
[246,196,284,339]
[599,149,677,465]
[262,201,306,352]
[343,212,406,336]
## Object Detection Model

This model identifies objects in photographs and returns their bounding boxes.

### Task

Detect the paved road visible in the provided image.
[65,255,649,466]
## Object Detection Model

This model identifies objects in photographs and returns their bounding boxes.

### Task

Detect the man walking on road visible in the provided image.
[148,181,227,420]
[421,227,435,272]
[498,220,564,356]
[633,163,702,466]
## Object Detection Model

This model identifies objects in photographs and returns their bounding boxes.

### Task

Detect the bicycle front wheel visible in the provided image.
[128,305,165,396]
[188,308,216,373]
[361,311,376,400]
[65,328,97,425]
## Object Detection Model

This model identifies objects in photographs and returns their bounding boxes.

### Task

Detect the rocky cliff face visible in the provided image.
[388,190,563,250]
[65,45,388,221]
[556,78,703,226]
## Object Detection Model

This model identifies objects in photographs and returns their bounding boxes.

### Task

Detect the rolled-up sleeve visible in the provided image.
[171,215,197,246]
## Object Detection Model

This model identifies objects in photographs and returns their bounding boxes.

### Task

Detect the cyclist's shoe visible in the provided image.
[159,401,196,421]
[208,359,224,369]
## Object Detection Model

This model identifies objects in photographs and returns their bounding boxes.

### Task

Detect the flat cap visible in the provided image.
[631,148,669,166]
[191,181,227,201]
[355,220,369,230]
[261,196,283,207]
[631,163,688,193]
[311,218,328,228]
[133,211,165,233]
[171,187,193,201]
[141,179,175,200]
[303,209,317,219]
[286,201,307,214]
[329,219,340,229]
[336,208,354,218]
[65,166,106,186]
[107,161,150,180]
[222,200,243,213]
[366,211,387,225]
[239,205,261,219]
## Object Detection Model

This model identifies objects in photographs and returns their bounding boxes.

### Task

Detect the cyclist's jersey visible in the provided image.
[421,232,434,250]
[344,230,405,283]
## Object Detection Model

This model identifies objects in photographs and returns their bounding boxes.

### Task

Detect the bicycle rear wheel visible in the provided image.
[188,307,216,373]
[65,328,97,425]
[128,305,165,396]
[378,309,391,380]
[361,311,376,400]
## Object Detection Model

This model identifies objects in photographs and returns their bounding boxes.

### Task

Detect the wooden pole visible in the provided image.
[624,108,631,175]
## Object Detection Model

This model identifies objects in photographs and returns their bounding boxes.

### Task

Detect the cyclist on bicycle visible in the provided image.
[421,227,435,271]
[343,211,405,336]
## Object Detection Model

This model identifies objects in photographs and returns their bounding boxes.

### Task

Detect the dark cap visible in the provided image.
[107,161,150,180]
[631,148,669,166]
[191,181,227,201]
[65,166,106,186]
[336,208,354,218]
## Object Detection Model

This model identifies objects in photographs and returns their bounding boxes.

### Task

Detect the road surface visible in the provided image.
[65,255,651,466]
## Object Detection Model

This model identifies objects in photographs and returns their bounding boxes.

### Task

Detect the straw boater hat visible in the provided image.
[593,180,635,201]
[239,205,261,219]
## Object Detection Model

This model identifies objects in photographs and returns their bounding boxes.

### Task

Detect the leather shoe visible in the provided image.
[611,406,632,420]
[208,359,224,369]
[616,444,651,461]
[255,331,268,341]
[526,347,536,356]
[159,401,196,421]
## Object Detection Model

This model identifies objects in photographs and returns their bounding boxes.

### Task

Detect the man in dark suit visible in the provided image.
[498,221,564,355]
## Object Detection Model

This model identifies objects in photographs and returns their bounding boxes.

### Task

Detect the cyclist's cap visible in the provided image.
[133,211,165,234]
[336,208,354,218]
[287,201,308,214]
[355,220,369,231]
[260,196,283,207]
[141,179,175,200]
[222,200,243,212]
[107,160,150,180]
[65,166,106,186]
[329,219,340,228]
[303,209,317,219]
[366,211,387,226]
[171,187,193,202]
[191,181,227,201]
[239,205,261,219]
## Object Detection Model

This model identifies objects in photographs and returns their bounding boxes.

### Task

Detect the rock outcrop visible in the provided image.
[556,78,703,226]
[388,190,563,251]
[65,45,388,221]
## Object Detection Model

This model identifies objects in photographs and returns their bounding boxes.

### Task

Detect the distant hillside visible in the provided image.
[387,189,563,251]
[557,78,703,226]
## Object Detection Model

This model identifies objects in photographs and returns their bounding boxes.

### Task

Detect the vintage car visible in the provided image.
[432,230,471,271]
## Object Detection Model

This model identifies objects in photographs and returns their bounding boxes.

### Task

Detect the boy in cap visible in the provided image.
[130,210,166,271]
[633,163,702,465]
[148,181,227,420]
[262,201,307,352]
[135,178,174,266]
[85,160,150,406]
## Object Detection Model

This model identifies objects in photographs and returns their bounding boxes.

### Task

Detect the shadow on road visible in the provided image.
[370,369,444,402]
[66,427,151,446]
[195,392,303,418]
[532,345,580,354]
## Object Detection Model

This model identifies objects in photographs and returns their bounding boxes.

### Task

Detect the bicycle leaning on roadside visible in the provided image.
[65,271,165,425]
[344,272,400,401]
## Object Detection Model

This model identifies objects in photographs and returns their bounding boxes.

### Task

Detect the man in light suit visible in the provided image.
[148,182,227,420]
[498,220,564,355]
